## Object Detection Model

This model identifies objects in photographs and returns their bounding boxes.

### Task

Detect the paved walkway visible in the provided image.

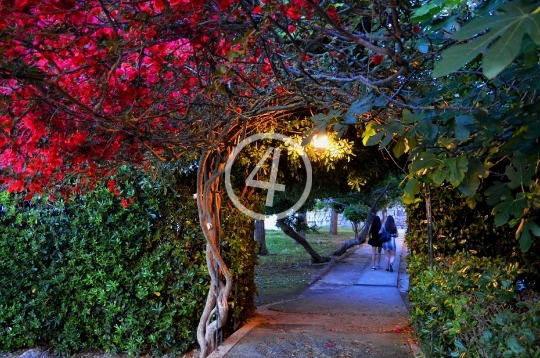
[209,232,422,358]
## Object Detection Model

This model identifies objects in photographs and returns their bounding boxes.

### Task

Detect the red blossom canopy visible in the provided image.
[1,0,409,198]
[0,0,314,195]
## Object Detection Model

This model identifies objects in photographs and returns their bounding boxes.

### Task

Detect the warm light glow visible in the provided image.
[312,134,329,149]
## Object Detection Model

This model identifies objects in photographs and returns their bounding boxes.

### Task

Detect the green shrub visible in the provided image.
[0,181,208,356]
[405,185,534,259]
[479,300,540,358]
[0,165,257,355]
[406,185,540,357]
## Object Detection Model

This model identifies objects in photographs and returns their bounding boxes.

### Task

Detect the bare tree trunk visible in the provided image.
[298,212,307,239]
[196,150,232,358]
[352,221,359,239]
[276,218,330,263]
[329,209,338,235]
[254,219,268,255]
[332,184,391,256]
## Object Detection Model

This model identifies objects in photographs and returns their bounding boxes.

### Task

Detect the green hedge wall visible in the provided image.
[0,167,257,356]
[406,185,540,357]
[408,255,540,357]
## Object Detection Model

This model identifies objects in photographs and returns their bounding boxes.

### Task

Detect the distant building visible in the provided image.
[264,204,407,230]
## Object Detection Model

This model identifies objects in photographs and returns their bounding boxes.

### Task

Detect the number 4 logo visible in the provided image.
[225,133,312,221]
[245,147,285,207]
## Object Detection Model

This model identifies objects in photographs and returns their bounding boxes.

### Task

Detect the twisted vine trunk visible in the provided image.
[196,150,232,358]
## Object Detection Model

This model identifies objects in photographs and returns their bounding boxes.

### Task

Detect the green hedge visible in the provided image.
[406,185,540,357]
[409,255,539,357]
[0,167,257,355]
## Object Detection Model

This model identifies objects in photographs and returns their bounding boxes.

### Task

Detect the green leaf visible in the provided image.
[374,95,387,107]
[417,41,429,54]
[455,115,474,126]
[411,3,440,21]
[403,178,421,204]
[363,129,384,146]
[393,136,407,158]
[432,36,491,78]
[411,151,438,173]
[380,131,393,148]
[452,15,508,41]
[345,95,374,124]
[418,121,439,141]
[311,113,329,122]
[362,122,377,144]
[447,156,468,187]
[493,196,527,226]
[507,336,524,354]
[432,169,446,185]
[311,109,342,123]
[454,115,473,142]
[506,152,535,189]
[453,123,470,143]
[485,181,511,206]
[402,109,425,124]
[523,36,539,67]
[518,220,540,252]
[454,340,466,351]
[433,1,540,78]
[483,25,525,79]
[378,120,404,149]
[458,157,489,197]
[526,219,540,236]
[334,123,348,138]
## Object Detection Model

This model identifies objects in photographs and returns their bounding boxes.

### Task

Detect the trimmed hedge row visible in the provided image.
[406,185,540,357]
[0,167,257,356]
[408,255,539,357]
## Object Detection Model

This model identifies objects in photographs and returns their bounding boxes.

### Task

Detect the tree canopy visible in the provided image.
[0,0,423,194]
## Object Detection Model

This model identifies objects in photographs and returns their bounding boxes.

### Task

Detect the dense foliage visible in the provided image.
[0,166,256,355]
[408,255,540,358]
[406,186,540,357]
[407,185,540,264]
[358,0,540,252]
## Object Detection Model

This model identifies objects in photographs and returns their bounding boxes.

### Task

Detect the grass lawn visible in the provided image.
[254,227,357,306]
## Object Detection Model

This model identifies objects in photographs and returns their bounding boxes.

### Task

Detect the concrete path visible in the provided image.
[209,231,422,358]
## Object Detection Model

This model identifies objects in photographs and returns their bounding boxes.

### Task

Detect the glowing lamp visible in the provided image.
[312,134,329,150]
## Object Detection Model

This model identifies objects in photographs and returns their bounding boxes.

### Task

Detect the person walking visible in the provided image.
[367,215,382,270]
[380,215,398,272]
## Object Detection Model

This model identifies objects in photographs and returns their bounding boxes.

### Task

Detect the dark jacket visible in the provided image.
[368,219,382,247]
